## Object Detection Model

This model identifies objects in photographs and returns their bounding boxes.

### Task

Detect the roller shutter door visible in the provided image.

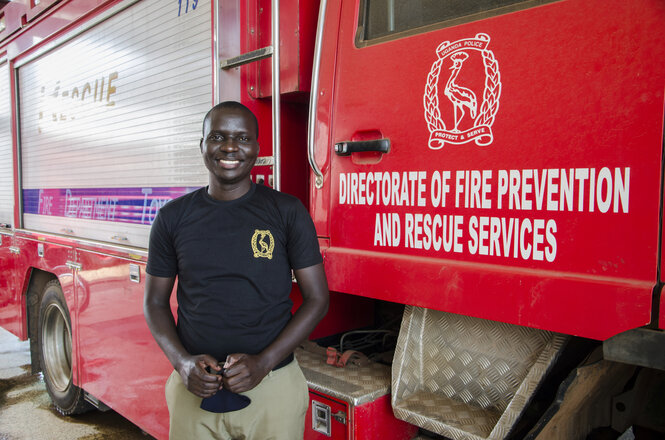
[17,0,212,247]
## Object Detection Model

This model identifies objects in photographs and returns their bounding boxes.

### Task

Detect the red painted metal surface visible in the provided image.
[76,250,170,440]
[315,0,665,340]
[246,0,317,98]
[0,2,28,43]
[2,0,114,60]
[236,0,319,205]
[0,233,22,337]
[0,0,66,42]
[353,394,418,440]
[309,0,342,237]
[292,287,375,340]
[304,390,417,440]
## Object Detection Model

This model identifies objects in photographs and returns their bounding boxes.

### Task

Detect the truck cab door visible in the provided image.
[315,0,665,340]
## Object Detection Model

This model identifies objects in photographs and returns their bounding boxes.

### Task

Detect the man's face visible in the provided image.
[200,108,259,186]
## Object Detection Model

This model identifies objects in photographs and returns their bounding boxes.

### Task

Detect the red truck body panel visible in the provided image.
[312,0,665,340]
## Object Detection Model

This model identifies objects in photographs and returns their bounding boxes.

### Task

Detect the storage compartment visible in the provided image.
[391,306,568,440]
[297,346,417,440]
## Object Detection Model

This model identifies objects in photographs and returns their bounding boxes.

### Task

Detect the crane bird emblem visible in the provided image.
[424,33,502,149]
[445,52,477,132]
[251,229,274,259]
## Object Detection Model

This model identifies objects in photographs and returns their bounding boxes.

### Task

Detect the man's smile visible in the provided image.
[217,159,241,169]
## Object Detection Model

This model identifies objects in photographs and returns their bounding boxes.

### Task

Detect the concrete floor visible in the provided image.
[0,326,152,440]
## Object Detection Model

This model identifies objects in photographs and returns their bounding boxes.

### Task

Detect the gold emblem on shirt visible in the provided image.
[251,229,274,259]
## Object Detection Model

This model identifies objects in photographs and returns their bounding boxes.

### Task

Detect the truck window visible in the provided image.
[358,0,556,44]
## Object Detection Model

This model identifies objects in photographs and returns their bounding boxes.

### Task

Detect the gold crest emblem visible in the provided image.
[251,229,274,259]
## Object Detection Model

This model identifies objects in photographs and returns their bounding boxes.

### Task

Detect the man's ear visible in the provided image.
[200,138,204,152]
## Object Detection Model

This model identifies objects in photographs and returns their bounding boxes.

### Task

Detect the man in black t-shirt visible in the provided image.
[144,101,329,439]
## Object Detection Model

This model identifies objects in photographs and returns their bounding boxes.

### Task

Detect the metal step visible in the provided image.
[392,306,568,440]
[220,46,273,70]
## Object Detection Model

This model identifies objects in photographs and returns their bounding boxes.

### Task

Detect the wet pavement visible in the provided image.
[0,326,152,440]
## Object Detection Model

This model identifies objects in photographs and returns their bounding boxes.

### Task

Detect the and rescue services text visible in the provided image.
[338,167,630,263]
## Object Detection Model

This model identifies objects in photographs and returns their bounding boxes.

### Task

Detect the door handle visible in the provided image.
[66,261,82,270]
[334,138,390,156]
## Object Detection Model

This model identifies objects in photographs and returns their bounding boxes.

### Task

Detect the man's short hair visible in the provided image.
[202,101,259,138]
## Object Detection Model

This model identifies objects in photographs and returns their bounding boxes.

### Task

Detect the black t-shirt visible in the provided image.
[146,183,322,361]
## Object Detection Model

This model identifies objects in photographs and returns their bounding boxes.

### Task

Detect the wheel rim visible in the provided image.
[41,301,73,393]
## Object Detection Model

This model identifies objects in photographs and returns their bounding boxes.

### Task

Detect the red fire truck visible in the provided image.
[1,0,664,439]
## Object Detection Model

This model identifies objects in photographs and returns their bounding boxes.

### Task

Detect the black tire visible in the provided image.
[38,279,92,415]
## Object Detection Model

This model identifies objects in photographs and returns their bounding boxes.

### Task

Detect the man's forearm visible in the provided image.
[144,302,190,370]
[258,293,329,370]
[145,300,224,397]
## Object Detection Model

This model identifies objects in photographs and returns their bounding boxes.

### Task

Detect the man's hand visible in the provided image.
[177,354,223,398]
[218,263,329,394]
[222,353,270,393]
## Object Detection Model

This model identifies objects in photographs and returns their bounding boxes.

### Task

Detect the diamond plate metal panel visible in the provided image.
[392,306,568,440]
[296,347,391,406]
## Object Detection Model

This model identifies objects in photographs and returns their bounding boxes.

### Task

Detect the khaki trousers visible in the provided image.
[165,359,309,440]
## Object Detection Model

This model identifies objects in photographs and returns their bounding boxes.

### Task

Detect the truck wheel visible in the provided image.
[38,280,92,415]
